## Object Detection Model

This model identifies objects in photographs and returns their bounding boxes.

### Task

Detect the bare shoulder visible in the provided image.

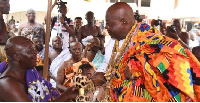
[35,22,45,29]
[18,23,27,29]
[58,59,71,72]
[0,76,31,101]
[63,59,73,69]
[48,51,54,58]
[80,25,86,30]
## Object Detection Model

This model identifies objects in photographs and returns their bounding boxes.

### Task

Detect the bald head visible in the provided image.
[69,42,83,59]
[26,8,35,14]
[26,8,36,21]
[70,42,82,49]
[105,2,135,40]
[52,36,63,50]
[5,36,32,57]
[106,2,134,21]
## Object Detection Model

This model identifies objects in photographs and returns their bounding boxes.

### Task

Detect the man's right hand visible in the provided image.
[91,72,106,86]
[64,87,79,101]
[56,87,78,102]
[85,43,93,51]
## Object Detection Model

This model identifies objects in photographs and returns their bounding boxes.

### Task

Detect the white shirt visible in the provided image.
[49,48,71,88]
[96,38,125,73]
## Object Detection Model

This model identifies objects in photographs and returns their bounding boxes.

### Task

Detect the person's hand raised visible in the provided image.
[59,16,65,24]
[53,0,58,5]
[85,42,93,51]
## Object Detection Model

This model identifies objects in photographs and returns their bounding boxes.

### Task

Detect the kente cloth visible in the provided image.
[109,23,200,102]
[63,58,96,87]
[21,26,44,40]
[36,54,43,66]
[49,48,71,88]
[0,60,60,102]
[92,50,105,69]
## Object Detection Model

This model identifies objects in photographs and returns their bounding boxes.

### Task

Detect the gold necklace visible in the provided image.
[103,21,138,102]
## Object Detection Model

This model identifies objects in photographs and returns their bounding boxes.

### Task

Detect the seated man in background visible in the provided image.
[32,35,52,61]
[57,42,95,92]
[0,36,78,102]
[83,37,104,69]
[68,35,78,48]
[97,34,105,55]
[49,36,71,88]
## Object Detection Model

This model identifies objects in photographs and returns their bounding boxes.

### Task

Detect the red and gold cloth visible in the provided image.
[110,23,200,102]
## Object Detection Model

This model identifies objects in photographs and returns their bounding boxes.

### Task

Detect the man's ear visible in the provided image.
[12,53,20,61]
[120,19,126,28]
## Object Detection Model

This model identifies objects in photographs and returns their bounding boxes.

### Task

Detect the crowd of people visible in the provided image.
[1,0,200,102]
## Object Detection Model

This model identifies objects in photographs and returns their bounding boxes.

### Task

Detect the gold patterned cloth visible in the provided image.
[106,22,200,102]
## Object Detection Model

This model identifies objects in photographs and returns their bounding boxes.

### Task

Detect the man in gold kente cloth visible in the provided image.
[94,2,200,102]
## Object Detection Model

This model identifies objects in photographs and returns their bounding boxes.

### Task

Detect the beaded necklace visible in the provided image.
[103,21,138,102]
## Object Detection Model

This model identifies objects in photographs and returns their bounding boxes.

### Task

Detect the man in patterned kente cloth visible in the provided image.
[94,2,200,102]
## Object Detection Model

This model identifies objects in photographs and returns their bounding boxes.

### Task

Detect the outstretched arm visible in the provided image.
[0,77,78,102]
[77,26,83,42]
[60,17,75,35]
[56,62,68,92]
